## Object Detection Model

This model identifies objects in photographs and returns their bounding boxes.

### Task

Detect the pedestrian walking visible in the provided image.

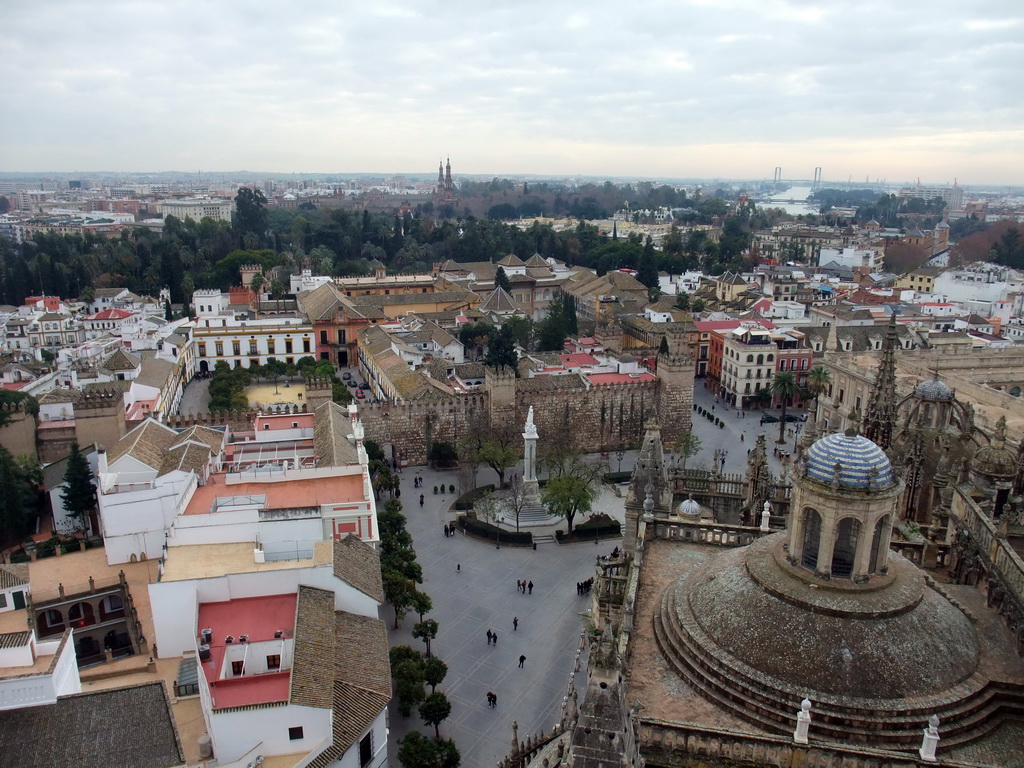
[457,563,461,573]
[487,629,493,645]
[491,692,497,707]
[528,581,534,594]
[492,631,498,645]
[519,654,526,668]
[513,617,518,631]
[516,579,522,592]
[487,691,495,708]
[741,433,745,442]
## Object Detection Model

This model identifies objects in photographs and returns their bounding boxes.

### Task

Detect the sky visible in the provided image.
[2,0,1023,185]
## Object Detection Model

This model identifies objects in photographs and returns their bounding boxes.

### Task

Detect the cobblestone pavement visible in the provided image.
[177,378,210,416]
[385,462,623,768]
[689,381,807,476]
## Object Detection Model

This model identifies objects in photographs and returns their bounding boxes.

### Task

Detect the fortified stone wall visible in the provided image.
[0,402,37,460]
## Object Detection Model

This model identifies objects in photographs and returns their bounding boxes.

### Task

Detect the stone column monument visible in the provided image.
[523,407,542,505]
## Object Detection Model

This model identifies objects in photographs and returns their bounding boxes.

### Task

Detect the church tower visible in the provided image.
[863,312,899,449]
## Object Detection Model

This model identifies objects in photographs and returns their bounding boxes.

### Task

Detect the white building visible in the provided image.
[191,316,315,373]
[149,539,389,768]
[156,198,234,223]
[818,247,880,270]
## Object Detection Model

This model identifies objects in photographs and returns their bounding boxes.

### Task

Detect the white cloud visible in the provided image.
[0,0,1021,184]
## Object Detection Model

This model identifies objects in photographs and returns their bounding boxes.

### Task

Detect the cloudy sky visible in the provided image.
[2,0,1022,184]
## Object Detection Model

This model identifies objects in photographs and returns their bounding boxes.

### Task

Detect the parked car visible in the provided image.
[347,379,357,387]
[355,390,366,399]
[760,414,780,425]
[784,414,805,423]
[342,372,351,380]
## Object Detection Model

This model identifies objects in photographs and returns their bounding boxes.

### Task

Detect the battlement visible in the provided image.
[193,289,220,298]
[0,400,29,413]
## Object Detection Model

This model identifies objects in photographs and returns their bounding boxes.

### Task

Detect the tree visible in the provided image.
[503,315,533,349]
[233,187,269,244]
[542,474,597,535]
[423,656,448,693]
[674,430,702,471]
[0,446,37,539]
[475,423,520,487]
[501,473,531,532]
[420,692,453,739]
[484,326,518,371]
[394,658,426,716]
[537,293,569,351]
[412,618,440,658]
[164,299,173,321]
[769,371,800,444]
[675,291,691,310]
[397,732,460,768]
[637,236,659,290]
[411,590,433,621]
[495,266,512,292]
[60,443,96,534]
[805,364,832,423]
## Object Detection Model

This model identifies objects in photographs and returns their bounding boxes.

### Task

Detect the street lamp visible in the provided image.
[616,451,625,473]
[719,450,728,473]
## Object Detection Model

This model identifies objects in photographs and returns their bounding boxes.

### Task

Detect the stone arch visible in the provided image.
[831,516,862,579]
[130,553,138,563]
[40,609,65,634]
[801,508,822,570]
[68,602,96,628]
[99,594,125,622]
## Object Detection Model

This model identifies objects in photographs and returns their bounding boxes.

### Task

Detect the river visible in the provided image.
[758,185,818,216]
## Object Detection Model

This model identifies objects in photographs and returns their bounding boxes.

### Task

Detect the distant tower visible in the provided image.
[813,167,823,191]
[863,313,900,450]
[444,157,453,195]
[774,167,782,184]
[437,160,444,194]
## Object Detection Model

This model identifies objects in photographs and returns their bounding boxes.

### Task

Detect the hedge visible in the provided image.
[453,484,496,510]
[556,514,622,541]
[603,471,632,483]
[457,516,533,546]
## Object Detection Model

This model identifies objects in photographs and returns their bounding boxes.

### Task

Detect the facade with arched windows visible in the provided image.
[787,430,902,581]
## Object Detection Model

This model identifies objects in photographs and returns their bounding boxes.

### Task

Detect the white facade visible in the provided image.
[192,318,315,371]
[819,247,880,270]
[156,198,234,222]
[0,633,81,712]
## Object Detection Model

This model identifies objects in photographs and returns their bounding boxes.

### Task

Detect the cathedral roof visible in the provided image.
[804,432,894,490]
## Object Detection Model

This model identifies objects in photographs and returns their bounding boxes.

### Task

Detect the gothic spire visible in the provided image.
[863,312,899,449]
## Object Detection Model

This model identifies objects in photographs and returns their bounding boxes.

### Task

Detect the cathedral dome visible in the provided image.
[804,431,894,490]
[972,443,1016,479]
[914,378,953,402]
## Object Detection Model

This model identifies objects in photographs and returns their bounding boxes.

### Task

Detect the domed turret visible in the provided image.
[804,430,895,491]
[971,417,1016,481]
[914,378,954,402]
[678,494,701,520]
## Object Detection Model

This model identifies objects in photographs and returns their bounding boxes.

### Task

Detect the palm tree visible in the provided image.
[769,371,800,444]
[805,365,832,424]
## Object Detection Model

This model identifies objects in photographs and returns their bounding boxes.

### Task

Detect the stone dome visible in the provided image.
[804,432,894,490]
[914,378,953,402]
[972,442,1017,479]
[654,534,987,748]
[618,353,636,364]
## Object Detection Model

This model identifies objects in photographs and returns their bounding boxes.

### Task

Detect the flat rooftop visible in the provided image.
[160,541,332,582]
[184,471,365,515]
[197,593,297,710]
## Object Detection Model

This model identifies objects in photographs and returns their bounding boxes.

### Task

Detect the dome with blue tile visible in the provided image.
[804,430,894,490]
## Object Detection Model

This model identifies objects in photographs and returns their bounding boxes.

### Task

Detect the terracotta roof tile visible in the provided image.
[333,536,384,603]
[0,681,184,768]
[290,586,337,709]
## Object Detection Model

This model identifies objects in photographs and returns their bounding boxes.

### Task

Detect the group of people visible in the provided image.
[577,577,594,595]
[483,617,526,709]
[516,579,534,594]
[486,691,498,708]
[443,523,457,537]
[413,476,425,488]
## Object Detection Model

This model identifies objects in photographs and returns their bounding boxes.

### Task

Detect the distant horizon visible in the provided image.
[1,169,1018,192]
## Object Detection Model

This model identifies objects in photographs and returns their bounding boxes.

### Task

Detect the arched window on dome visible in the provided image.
[831,517,861,579]
[869,515,890,574]
[801,509,822,571]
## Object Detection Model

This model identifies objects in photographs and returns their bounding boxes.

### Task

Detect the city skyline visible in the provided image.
[2,1,1023,185]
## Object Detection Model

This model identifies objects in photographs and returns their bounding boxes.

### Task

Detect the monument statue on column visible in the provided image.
[523,407,542,504]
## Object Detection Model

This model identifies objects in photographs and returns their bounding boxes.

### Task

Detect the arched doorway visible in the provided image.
[831,517,861,579]
[199,360,209,375]
[40,609,65,635]
[801,509,822,571]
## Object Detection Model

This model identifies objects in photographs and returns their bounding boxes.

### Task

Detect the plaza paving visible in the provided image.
[385,462,624,768]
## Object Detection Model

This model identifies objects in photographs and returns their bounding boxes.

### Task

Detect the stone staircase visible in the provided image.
[652,575,1024,750]
[533,534,558,546]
